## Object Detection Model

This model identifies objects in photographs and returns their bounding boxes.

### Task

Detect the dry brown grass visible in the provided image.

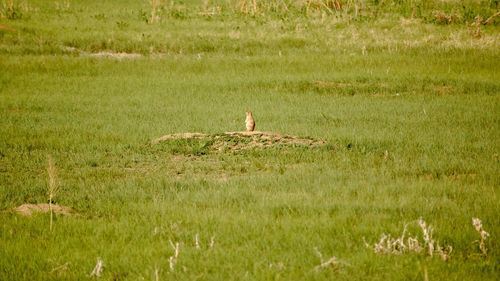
[89,257,104,278]
[432,10,461,25]
[365,218,452,261]
[0,23,15,32]
[313,247,349,271]
[484,11,500,25]
[149,0,160,24]
[472,218,490,256]
[237,0,258,15]
[13,203,74,216]
[168,240,180,272]
[469,15,483,38]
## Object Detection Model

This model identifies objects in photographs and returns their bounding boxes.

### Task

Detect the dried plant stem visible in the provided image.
[313,247,348,271]
[423,265,429,281]
[472,218,489,256]
[168,240,180,271]
[418,218,434,256]
[484,11,500,25]
[47,155,59,231]
[368,218,451,260]
[195,233,200,249]
[89,257,104,278]
[154,266,159,281]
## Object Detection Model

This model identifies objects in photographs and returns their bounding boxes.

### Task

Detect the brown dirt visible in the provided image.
[152,132,209,143]
[87,51,142,59]
[61,46,142,59]
[152,131,327,151]
[13,203,74,216]
[0,24,15,32]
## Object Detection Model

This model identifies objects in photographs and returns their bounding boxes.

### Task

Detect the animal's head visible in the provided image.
[246,111,253,117]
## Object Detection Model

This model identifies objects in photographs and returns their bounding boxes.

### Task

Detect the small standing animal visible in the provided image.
[245,111,256,132]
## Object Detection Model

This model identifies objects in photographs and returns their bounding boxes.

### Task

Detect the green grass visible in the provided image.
[1,0,499,280]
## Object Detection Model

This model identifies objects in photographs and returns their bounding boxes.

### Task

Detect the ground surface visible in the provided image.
[0,0,499,280]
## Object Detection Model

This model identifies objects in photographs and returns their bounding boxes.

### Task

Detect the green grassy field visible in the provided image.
[1,0,499,280]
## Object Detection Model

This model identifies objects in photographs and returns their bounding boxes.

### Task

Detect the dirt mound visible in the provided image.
[13,203,74,216]
[152,131,326,151]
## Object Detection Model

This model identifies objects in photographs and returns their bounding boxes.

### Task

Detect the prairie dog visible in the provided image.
[245,111,256,132]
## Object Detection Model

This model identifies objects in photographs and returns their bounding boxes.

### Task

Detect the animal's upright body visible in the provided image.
[245,111,255,132]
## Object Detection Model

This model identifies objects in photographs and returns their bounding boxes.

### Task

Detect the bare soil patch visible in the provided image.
[152,131,326,151]
[13,203,74,216]
[61,46,142,59]
[0,24,15,32]
[86,51,142,59]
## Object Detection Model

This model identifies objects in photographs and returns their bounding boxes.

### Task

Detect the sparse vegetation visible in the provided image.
[366,218,453,261]
[0,0,498,280]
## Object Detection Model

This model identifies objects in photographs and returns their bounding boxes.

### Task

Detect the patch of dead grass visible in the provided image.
[13,203,74,216]
[86,51,142,59]
[61,46,142,59]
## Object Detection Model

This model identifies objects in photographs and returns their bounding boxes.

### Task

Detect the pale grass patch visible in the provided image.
[433,29,499,50]
[366,218,452,261]
[54,0,70,12]
[370,226,419,255]
[269,261,285,270]
[321,19,500,51]
[49,262,70,276]
[432,10,461,25]
[237,0,258,15]
[417,218,452,261]
[313,247,349,271]
[13,203,73,216]
[168,240,180,272]
[209,236,216,248]
[399,17,422,27]
[89,257,104,278]
[195,233,200,249]
[0,0,31,19]
[199,0,223,16]
[157,235,214,274]
[61,46,143,59]
[193,233,215,250]
[484,11,500,25]
[149,0,160,24]
[154,266,160,281]
[418,218,434,256]
[469,15,483,38]
[423,265,429,281]
[472,218,489,256]
[87,51,142,60]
